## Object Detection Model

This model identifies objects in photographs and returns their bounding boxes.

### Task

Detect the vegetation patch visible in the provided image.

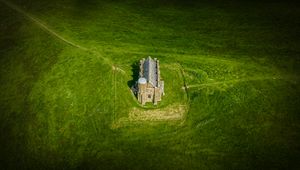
[1,0,299,169]
[112,103,187,129]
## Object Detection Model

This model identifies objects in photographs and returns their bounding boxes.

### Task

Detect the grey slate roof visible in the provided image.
[143,56,158,87]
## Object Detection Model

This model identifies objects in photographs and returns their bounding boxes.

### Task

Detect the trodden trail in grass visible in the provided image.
[0,0,125,73]
[0,0,251,75]
[184,75,299,90]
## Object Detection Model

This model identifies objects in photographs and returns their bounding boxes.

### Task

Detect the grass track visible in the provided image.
[0,0,88,50]
[0,0,125,72]
[186,75,298,89]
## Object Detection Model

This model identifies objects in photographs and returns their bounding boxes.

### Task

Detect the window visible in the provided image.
[148,94,151,99]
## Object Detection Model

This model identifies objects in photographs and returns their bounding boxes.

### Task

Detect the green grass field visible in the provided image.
[0,0,299,169]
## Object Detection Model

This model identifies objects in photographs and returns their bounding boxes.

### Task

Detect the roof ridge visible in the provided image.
[143,56,158,87]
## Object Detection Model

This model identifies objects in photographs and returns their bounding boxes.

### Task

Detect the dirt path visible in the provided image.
[0,0,258,75]
[0,0,125,73]
[184,76,298,90]
[0,0,88,50]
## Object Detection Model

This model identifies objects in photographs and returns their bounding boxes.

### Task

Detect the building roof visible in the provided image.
[143,56,158,87]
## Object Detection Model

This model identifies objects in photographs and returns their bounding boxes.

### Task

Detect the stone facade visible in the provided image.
[137,56,164,105]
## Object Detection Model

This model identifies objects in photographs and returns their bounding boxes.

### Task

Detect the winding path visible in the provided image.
[1,0,87,50]
[184,76,298,90]
[0,0,125,73]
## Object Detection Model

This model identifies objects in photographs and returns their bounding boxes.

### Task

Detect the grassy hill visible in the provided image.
[0,0,299,169]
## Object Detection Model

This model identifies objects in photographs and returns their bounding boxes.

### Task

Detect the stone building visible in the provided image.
[136,56,164,105]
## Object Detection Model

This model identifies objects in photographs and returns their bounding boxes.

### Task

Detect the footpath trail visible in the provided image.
[0,0,125,73]
[184,76,299,90]
[0,0,254,75]
[0,0,87,50]
[0,0,246,72]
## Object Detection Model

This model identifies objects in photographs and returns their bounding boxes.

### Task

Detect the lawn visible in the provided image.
[0,0,299,169]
